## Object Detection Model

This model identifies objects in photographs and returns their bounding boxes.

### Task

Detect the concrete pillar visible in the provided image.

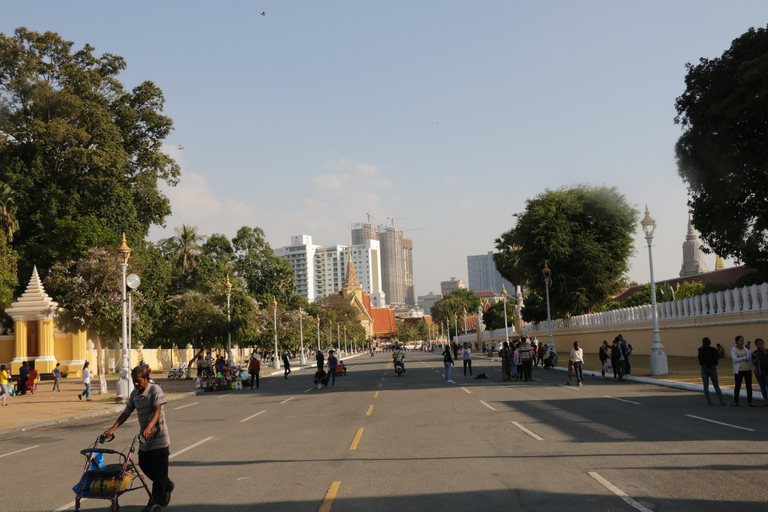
[35,316,57,374]
[10,319,27,373]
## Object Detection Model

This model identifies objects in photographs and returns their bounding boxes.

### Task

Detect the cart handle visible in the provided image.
[80,447,125,456]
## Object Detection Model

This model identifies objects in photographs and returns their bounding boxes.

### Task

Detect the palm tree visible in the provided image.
[0,183,19,242]
[161,224,205,274]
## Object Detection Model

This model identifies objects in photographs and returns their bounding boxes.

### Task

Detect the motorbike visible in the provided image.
[394,361,404,376]
[167,362,187,380]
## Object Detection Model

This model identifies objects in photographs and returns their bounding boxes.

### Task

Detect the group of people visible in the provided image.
[313,349,341,389]
[699,335,768,407]
[597,334,633,381]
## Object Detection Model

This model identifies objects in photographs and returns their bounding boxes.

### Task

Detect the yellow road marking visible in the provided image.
[378,383,382,388]
[319,481,341,512]
[366,405,373,416]
[349,428,364,450]
[373,391,379,398]
[386,362,392,369]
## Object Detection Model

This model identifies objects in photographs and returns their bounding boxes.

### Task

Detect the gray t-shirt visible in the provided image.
[123,383,169,451]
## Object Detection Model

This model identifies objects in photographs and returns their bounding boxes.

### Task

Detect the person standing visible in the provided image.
[326,350,337,388]
[513,342,522,381]
[731,335,755,407]
[443,345,454,383]
[0,364,9,406]
[751,338,768,406]
[462,342,472,377]
[698,337,725,406]
[78,361,91,401]
[518,337,534,382]
[536,343,546,368]
[619,335,632,375]
[610,337,623,380]
[316,350,325,371]
[481,341,486,356]
[570,341,584,386]
[499,342,512,381]
[52,362,61,392]
[248,355,260,389]
[716,343,726,360]
[104,366,174,511]
[18,360,29,395]
[282,352,291,379]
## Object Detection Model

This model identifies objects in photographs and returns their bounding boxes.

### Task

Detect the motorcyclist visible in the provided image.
[393,344,406,372]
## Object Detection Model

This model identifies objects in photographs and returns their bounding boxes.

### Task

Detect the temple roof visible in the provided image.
[6,266,58,319]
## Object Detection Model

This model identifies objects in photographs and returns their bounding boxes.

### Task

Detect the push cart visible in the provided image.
[74,434,160,511]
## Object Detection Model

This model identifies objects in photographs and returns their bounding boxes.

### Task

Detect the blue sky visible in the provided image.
[3,1,767,298]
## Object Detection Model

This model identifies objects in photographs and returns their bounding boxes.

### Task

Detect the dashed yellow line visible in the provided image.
[373,391,379,398]
[366,405,373,416]
[319,481,341,512]
[378,383,382,388]
[349,428,364,450]
[386,362,392,369]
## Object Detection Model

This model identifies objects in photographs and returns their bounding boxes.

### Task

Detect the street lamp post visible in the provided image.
[337,323,341,354]
[641,206,668,375]
[126,273,141,373]
[272,296,281,369]
[453,314,457,345]
[463,308,468,338]
[344,326,347,355]
[299,308,306,364]
[501,285,510,346]
[116,235,132,402]
[317,315,321,351]
[226,276,233,366]
[542,262,555,355]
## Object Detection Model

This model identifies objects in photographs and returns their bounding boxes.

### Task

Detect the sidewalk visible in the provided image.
[0,353,362,435]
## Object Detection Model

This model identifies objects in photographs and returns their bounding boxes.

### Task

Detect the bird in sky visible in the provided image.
[178,145,184,150]
[261,11,265,16]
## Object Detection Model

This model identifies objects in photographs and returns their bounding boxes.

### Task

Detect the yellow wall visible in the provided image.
[0,335,13,366]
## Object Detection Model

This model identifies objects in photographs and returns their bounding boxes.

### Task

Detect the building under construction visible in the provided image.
[351,222,414,307]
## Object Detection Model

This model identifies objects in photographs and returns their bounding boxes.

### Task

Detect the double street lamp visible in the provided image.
[641,206,668,375]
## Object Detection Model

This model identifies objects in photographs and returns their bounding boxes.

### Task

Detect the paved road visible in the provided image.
[2,352,767,511]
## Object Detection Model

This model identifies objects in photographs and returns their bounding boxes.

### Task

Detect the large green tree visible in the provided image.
[0,28,180,281]
[232,226,295,303]
[430,289,482,339]
[498,185,638,321]
[674,25,768,267]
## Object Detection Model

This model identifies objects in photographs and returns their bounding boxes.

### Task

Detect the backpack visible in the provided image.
[611,344,621,358]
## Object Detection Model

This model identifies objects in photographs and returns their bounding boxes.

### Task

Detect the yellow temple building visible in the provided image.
[0,267,88,377]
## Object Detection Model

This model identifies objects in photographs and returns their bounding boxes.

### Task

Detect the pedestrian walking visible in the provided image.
[0,364,9,406]
[462,342,472,377]
[282,352,291,379]
[536,343,546,368]
[598,341,609,380]
[78,361,91,401]
[326,350,337,388]
[443,345,454,382]
[481,341,486,356]
[316,350,324,371]
[104,365,175,511]
[731,335,755,406]
[52,362,61,392]
[751,338,768,406]
[499,342,512,381]
[698,337,725,405]
[570,341,584,386]
[248,355,260,389]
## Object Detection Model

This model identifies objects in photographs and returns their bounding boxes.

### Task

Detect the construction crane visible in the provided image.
[387,215,407,226]
[366,211,376,224]
[403,228,425,232]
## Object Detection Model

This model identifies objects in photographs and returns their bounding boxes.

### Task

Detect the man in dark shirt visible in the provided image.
[316,350,324,371]
[698,337,725,406]
[19,361,29,395]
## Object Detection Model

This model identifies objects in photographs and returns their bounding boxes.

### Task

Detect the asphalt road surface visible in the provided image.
[2,352,767,512]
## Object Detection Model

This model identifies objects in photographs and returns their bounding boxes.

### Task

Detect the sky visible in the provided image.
[3,1,767,299]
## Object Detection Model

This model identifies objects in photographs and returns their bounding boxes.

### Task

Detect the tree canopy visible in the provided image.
[674,25,768,267]
[497,185,638,321]
[0,27,179,282]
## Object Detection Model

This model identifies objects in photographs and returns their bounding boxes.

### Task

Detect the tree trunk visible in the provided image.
[94,335,108,394]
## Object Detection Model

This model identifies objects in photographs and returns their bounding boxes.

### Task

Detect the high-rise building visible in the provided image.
[467,251,514,294]
[351,222,410,307]
[441,277,466,296]
[417,291,441,315]
[277,235,385,305]
[275,235,322,300]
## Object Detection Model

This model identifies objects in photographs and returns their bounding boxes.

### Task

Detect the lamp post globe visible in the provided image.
[225,276,233,366]
[116,234,132,402]
[272,296,281,369]
[641,205,668,375]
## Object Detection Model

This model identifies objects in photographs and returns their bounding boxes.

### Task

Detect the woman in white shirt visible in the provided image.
[462,342,472,377]
[570,341,584,386]
[731,335,755,406]
[78,361,91,401]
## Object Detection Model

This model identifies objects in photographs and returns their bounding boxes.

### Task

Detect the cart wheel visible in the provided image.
[150,505,162,512]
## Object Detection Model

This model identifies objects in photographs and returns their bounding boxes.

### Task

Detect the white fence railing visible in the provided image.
[523,282,768,334]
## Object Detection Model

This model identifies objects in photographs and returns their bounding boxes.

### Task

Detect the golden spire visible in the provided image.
[715,255,725,270]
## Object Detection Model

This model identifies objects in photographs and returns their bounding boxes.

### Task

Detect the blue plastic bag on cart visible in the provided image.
[72,451,104,496]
